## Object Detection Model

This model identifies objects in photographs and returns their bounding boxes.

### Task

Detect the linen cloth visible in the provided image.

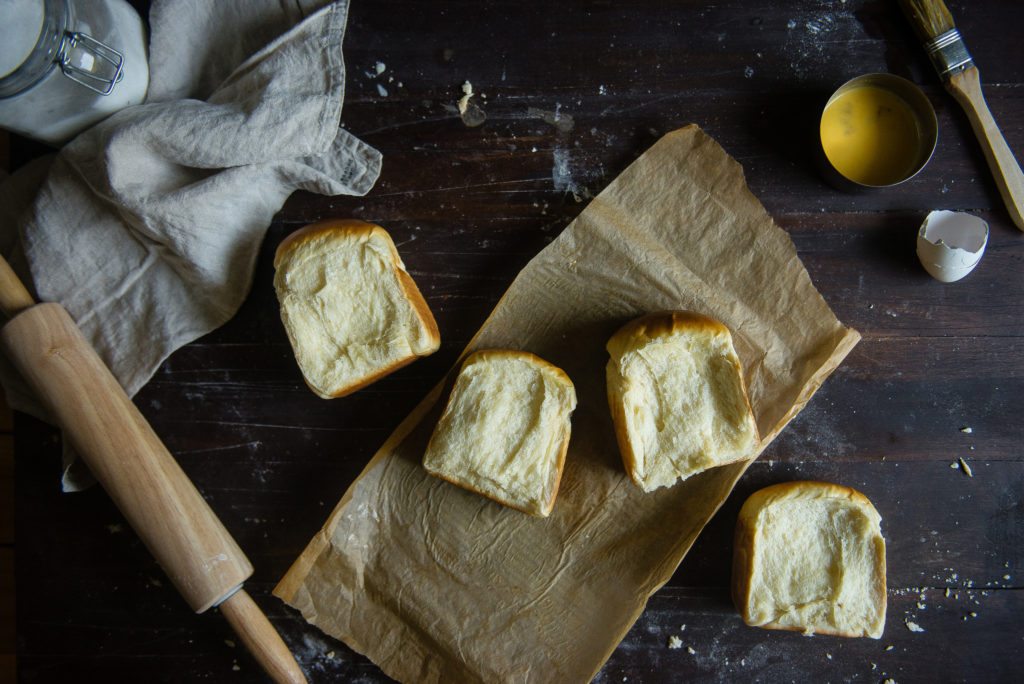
[0,0,381,489]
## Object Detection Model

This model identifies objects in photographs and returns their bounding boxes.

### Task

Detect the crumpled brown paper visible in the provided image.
[273,125,861,683]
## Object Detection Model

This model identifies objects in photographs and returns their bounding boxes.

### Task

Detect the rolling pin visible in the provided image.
[0,254,307,684]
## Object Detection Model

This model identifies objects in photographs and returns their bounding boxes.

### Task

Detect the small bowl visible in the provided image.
[818,73,938,189]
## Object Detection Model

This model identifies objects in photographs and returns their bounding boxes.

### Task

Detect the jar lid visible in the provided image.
[0,0,69,98]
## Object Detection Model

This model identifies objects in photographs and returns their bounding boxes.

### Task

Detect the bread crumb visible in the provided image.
[884,679,897,684]
[885,645,894,651]
[960,426,973,433]
[231,661,240,671]
[950,462,960,469]
[458,81,474,113]
[374,61,386,75]
[905,620,925,632]
[680,624,686,631]
[668,636,683,649]
[376,83,388,97]
[224,640,235,648]
[958,458,973,477]
[456,81,486,127]
[687,647,696,655]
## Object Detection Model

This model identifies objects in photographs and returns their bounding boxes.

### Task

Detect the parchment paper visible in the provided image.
[273,125,861,683]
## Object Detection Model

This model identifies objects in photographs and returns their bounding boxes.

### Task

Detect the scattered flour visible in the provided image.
[782,2,862,79]
[526,105,575,133]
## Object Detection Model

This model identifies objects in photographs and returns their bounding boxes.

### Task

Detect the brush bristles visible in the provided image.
[899,0,956,40]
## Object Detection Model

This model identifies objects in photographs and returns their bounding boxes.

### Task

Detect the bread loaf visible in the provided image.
[732,481,887,639]
[273,219,440,399]
[422,350,577,517]
[605,311,759,492]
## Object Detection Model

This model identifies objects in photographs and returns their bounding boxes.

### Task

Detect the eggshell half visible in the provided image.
[916,210,988,283]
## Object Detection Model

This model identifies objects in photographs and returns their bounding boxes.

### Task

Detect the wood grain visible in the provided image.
[8,0,1024,682]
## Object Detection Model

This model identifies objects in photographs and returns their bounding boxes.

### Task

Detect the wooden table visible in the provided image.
[9,1,1024,681]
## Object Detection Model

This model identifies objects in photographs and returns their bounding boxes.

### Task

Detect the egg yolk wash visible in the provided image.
[820,85,924,187]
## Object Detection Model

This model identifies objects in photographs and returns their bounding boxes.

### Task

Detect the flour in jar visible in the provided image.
[0,0,149,144]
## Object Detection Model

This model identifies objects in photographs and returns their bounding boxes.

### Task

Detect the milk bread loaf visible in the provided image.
[422,350,577,517]
[732,481,887,639]
[273,219,440,399]
[605,311,759,492]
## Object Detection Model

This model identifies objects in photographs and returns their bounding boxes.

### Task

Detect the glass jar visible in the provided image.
[0,0,149,145]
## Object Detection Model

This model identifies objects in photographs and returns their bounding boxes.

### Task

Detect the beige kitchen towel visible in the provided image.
[274,125,861,683]
[0,0,380,490]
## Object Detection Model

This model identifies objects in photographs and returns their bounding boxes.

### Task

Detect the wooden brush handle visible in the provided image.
[1,302,253,611]
[946,67,1024,231]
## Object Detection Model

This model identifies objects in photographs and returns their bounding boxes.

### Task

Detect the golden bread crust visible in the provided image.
[274,218,440,398]
[422,350,575,517]
[733,480,887,639]
[606,310,759,491]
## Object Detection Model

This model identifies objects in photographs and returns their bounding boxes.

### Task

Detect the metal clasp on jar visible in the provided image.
[58,30,123,95]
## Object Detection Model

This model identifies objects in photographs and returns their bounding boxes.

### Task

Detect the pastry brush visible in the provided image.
[898,0,1024,230]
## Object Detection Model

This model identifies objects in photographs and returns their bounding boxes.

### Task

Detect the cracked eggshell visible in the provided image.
[916,210,988,283]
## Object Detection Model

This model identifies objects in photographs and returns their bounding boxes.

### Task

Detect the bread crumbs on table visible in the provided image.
[667,636,683,649]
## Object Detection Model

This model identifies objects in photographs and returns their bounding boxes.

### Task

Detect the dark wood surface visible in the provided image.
[9,1,1024,682]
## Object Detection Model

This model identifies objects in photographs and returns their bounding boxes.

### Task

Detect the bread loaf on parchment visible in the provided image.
[605,310,759,492]
[422,350,577,517]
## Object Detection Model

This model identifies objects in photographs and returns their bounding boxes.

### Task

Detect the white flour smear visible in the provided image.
[782,1,864,79]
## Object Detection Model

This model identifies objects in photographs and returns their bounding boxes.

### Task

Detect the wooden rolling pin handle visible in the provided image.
[0,299,307,682]
[0,254,35,319]
[220,589,308,684]
[1,302,252,611]
[947,67,1024,231]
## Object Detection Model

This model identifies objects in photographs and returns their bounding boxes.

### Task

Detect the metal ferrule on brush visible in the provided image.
[925,28,974,79]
